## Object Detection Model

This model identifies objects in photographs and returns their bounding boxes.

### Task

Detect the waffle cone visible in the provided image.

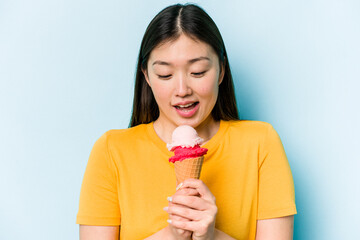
[174,156,204,184]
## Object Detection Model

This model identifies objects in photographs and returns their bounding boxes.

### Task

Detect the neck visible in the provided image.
[195,119,220,145]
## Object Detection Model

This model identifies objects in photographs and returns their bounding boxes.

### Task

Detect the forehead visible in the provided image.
[149,34,217,64]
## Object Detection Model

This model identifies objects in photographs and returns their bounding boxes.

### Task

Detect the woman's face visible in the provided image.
[144,34,224,132]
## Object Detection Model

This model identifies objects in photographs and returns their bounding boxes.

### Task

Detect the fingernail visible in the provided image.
[163,206,168,211]
[176,182,183,191]
[167,196,172,202]
[167,219,172,224]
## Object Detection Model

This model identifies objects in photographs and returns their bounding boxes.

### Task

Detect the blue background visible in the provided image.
[0,0,359,239]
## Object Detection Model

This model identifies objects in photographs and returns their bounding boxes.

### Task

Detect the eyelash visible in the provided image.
[158,71,206,79]
[158,75,171,79]
[192,71,206,77]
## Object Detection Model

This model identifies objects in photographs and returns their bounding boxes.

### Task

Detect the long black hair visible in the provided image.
[130,3,239,127]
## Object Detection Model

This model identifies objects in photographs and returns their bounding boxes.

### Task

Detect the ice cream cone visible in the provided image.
[174,156,204,184]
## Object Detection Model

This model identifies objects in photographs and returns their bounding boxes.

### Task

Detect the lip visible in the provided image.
[173,101,199,118]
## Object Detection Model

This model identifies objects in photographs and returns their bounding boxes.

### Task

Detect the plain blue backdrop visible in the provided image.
[0,0,359,239]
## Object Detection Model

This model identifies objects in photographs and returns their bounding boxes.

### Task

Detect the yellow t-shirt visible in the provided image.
[76,120,297,239]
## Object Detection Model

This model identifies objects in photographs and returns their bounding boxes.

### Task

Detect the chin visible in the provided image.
[176,118,205,128]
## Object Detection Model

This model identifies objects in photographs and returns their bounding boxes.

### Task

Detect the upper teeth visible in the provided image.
[178,103,194,108]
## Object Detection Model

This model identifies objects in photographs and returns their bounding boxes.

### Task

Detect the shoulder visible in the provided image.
[225,120,274,137]
[222,120,280,148]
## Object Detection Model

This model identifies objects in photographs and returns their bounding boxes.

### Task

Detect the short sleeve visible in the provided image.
[76,132,121,226]
[257,124,297,219]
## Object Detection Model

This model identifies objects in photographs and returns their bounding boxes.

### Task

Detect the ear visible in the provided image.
[142,68,151,87]
[218,61,225,85]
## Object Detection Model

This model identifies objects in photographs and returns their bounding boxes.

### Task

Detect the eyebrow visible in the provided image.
[152,56,211,66]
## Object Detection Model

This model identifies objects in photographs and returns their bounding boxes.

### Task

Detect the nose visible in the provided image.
[175,73,192,97]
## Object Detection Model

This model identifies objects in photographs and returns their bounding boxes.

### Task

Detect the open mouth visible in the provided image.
[174,102,199,112]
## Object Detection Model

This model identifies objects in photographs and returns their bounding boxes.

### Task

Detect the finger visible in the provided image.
[175,187,199,197]
[168,212,193,235]
[167,203,202,221]
[171,195,209,211]
[168,219,195,232]
[166,203,192,221]
[169,224,192,239]
[166,208,192,222]
[181,179,215,202]
[169,198,218,221]
[176,229,185,234]
[168,217,210,233]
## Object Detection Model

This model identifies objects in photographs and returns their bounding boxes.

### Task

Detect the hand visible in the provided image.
[165,179,218,240]
[165,185,199,240]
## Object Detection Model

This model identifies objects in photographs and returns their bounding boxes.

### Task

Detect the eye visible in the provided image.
[158,74,172,80]
[191,71,206,77]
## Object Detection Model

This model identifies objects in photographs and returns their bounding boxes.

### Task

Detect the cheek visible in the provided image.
[149,80,170,103]
[197,79,219,98]
[198,86,213,95]
[197,69,220,94]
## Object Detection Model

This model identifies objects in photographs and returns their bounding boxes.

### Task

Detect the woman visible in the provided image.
[77,3,296,239]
